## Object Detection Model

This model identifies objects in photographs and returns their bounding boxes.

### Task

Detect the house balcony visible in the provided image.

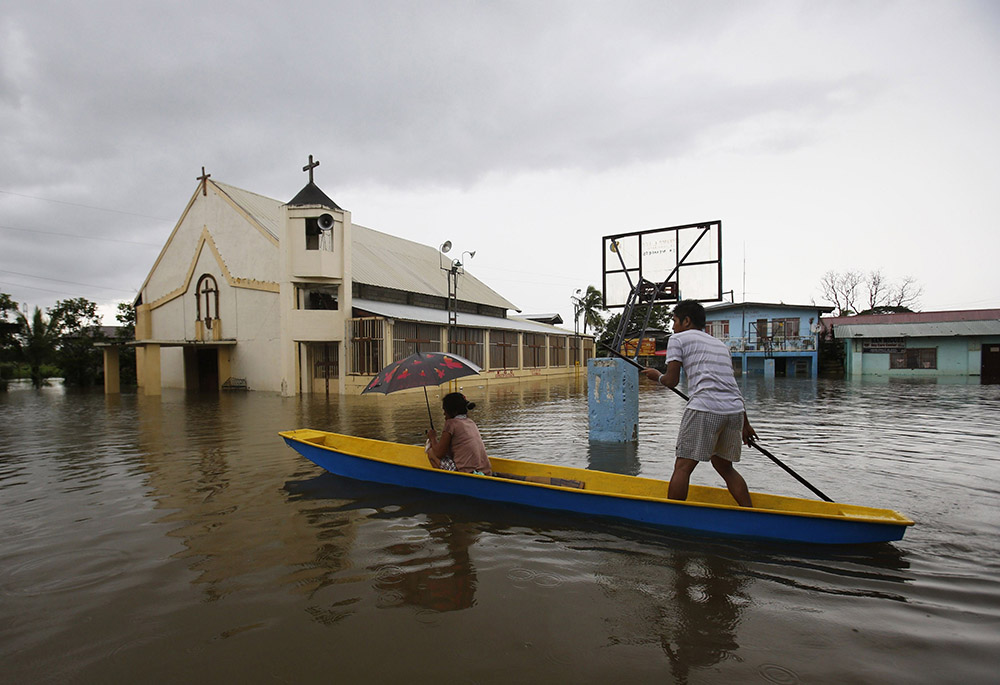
[722,335,818,354]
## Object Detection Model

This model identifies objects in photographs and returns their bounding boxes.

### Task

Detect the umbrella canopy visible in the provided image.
[362,352,481,395]
[362,352,482,430]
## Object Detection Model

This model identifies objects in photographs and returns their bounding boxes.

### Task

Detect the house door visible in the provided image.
[197,348,219,391]
[982,344,1000,384]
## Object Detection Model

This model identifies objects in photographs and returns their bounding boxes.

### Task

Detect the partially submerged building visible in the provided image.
[119,166,593,396]
[824,309,1000,382]
[704,302,834,378]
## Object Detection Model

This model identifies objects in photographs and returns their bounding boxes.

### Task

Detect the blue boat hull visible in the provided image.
[281,433,911,545]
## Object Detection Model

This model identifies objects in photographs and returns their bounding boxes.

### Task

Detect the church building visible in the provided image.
[123,160,593,396]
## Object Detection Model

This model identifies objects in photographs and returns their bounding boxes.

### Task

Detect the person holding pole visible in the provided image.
[642,300,757,507]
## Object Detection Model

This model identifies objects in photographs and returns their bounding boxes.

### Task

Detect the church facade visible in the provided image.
[124,164,594,396]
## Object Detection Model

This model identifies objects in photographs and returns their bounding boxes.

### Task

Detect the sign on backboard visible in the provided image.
[602,221,722,308]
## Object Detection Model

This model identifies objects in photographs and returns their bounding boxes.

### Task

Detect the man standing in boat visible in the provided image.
[643,300,757,507]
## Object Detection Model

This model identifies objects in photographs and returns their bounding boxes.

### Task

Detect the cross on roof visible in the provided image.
[197,166,211,196]
[302,155,320,183]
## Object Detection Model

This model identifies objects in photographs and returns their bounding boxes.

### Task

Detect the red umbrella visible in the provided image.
[361,352,482,428]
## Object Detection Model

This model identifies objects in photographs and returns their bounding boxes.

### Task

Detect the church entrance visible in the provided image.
[196,348,219,391]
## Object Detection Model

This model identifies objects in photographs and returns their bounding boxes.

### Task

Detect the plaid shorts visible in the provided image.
[675,409,743,462]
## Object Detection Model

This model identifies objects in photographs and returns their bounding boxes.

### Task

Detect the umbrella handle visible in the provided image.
[424,386,435,431]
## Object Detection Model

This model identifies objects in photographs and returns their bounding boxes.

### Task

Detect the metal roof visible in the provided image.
[834,321,1000,338]
[351,224,517,311]
[352,298,579,336]
[213,181,283,240]
[210,180,518,311]
[706,301,835,313]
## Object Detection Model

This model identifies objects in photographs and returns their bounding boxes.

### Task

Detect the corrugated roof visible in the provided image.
[353,298,577,336]
[207,180,517,311]
[213,181,283,240]
[834,321,1000,338]
[351,224,517,311]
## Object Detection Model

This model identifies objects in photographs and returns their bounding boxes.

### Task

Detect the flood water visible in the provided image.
[2,376,999,683]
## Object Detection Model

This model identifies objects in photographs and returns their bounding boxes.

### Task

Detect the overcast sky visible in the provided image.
[2,1,998,328]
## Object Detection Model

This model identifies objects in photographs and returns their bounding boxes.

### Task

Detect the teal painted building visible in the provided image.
[704,302,834,378]
[824,309,1000,382]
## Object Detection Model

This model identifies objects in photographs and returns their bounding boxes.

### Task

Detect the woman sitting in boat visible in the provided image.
[426,393,492,476]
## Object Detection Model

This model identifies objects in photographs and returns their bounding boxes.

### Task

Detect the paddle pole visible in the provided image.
[599,344,834,502]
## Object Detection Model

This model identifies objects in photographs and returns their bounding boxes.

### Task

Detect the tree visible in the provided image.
[16,307,58,388]
[597,304,672,350]
[0,293,20,387]
[115,301,137,386]
[821,269,922,316]
[573,285,606,335]
[48,297,105,386]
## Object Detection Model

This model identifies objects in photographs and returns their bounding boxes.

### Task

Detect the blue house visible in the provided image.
[704,302,834,378]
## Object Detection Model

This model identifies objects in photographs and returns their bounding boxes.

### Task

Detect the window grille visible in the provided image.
[393,322,441,361]
[349,318,383,375]
[522,333,547,368]
[449,327,484,367]
[490,330,519,369]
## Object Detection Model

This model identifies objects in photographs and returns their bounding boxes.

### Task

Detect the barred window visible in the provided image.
[522,333,547,368]
[549,336,567,366]
[449,327,484,367]
[349,318,383,375]
[890,348,937,370]
[312,343,339,379]
[490,329,519,369]
[582,338,595,364]
[393,322,441,361]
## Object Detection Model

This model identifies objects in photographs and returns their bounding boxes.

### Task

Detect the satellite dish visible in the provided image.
[441,240,452,253]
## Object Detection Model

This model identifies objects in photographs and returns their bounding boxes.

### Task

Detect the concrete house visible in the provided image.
[824,309,1000,381]
[703,302,834,378]
[121,168,593,396]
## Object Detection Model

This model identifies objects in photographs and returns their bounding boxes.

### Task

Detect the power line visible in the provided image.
[0,188,173,222]
[0,224,162,247]
[0,269,136,294]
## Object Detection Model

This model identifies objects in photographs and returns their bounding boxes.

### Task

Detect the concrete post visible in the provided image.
[103,346,120,394]
[764,358,775,379]
[587,357,639,442]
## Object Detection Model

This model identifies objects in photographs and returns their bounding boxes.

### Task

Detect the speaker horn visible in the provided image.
[318,213,335,231]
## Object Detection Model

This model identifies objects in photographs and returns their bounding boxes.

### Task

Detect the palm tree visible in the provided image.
[573,285,606,335]
[17,307,57,388]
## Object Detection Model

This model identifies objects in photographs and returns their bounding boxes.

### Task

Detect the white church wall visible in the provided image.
[161,347,185,388]
[229,288,282,391]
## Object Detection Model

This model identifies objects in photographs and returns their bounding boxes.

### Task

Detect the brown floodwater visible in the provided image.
[1,376,998,683]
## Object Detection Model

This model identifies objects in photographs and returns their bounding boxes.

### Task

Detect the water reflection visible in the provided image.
[371,515,480,613]
[587,440,641,476]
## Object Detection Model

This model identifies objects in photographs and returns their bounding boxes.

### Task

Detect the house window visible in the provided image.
[490,330,519,369]
[296,284,339,310]
[392,322,441,360]
[582,338,594,363]
[705,320,729,340]
[522,333,547,368]
[549,336,567,366]
[890,348,937,370]
[449,327,484,367]
[349,318,383,375]
[772,318,800,340]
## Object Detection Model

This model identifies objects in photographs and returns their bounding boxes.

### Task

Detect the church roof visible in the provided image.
[287,182,342,210]
[213,180,517,311]
[352,224,517,311]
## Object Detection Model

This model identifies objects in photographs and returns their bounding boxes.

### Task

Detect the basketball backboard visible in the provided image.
[602,221,722,308]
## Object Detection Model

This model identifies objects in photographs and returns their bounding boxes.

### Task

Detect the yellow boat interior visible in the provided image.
[280,429,914,527]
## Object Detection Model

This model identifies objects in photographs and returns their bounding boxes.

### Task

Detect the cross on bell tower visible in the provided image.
[302,155,320,183]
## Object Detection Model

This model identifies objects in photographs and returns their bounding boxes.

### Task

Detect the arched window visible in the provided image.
[195,274,220,329]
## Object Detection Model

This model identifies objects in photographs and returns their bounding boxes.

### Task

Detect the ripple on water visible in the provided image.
[2,548,129,596]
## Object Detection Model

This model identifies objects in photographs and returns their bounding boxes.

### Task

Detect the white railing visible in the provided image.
[722,335,817,353]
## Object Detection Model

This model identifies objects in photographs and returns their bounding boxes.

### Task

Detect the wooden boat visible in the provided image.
[279,429,914,545]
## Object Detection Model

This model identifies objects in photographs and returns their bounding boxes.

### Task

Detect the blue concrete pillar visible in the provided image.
[763,358,775,379]
[588,358,639,442]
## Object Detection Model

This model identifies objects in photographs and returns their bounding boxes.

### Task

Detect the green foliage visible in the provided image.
[597,304,672,350]
[17,307,58,388]
[48,298,105,387]
[573,285,606,335]
[115,302,137,386]
[0,293,20,386]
